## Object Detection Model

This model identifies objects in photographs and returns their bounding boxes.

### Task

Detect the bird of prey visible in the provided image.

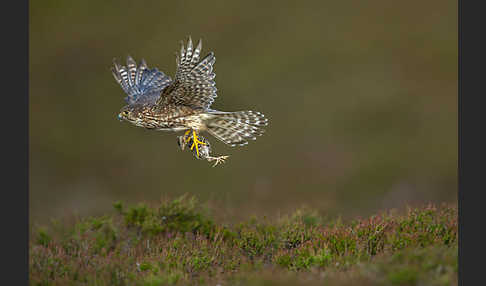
[112,36,268,166]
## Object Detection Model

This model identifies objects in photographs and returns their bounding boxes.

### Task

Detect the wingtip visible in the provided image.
[187,36,193,52]
[126,55,136,65]
[196,38,203,52]
[112,58,121,70]
[180,40,185,56]
[111,66,121,82]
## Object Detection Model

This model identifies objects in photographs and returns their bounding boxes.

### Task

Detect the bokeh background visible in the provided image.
[30,0,457,224]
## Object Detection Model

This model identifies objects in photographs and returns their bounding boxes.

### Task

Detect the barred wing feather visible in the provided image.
[159,37,217,109]
[112,56,172,105]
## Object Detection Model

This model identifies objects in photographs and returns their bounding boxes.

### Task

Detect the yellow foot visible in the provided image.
[206,155,230,167]
[189,130,206,158]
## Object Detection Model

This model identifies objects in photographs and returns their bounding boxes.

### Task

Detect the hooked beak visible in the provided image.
[117,113,123,121]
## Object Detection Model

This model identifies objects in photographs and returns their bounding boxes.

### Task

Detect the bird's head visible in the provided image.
[117,105,139,123]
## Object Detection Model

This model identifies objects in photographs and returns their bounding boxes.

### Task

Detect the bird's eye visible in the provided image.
[122,111,129,116]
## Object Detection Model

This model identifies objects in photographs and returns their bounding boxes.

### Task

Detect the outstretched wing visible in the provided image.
[112,56,172,105]
[157,37,217,109]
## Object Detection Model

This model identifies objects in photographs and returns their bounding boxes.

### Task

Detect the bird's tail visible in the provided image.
[204,111,268,146]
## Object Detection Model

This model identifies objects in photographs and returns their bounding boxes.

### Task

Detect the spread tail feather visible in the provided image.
[204,111,268,146]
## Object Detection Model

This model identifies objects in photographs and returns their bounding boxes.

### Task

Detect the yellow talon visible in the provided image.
[189,130,206,158]
[183,130,191,143]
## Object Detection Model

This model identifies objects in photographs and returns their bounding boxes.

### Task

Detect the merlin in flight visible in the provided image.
[112,37,268,166]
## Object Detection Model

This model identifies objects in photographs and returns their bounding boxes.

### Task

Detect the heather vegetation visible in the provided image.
[30,195,457,285]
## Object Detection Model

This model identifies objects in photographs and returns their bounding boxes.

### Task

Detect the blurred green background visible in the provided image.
[29,0,457,224]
